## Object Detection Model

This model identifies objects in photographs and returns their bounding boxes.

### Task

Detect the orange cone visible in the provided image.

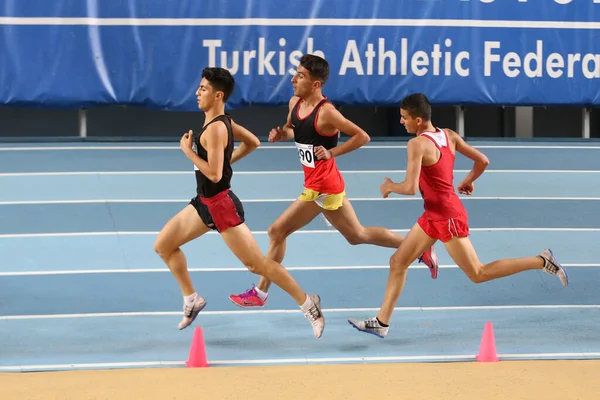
[186,327,209,368]
[476,322,499,362]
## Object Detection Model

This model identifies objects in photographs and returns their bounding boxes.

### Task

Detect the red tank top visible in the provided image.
[418,129,466,220]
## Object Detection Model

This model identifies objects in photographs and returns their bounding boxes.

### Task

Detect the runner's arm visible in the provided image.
[318,105,370,157]
[447,128,490,184]
[385,138,424,196]
[183,124,227,183]
[231,119,261,164]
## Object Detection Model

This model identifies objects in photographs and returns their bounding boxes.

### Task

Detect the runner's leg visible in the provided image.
[324,196,439,278]
[153,202,212,329]
[221,223,325,338]
[323,196,403,248]
[348,222,436,338]
[444,237,568,286]
[259,199,323,291]
[229,199,321,307]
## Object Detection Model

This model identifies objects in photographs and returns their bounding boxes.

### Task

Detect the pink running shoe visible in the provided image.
[229,285,267,308]
[418,245,439,279]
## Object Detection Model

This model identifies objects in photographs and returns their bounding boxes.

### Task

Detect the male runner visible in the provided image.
[229,54,439,308]
[153,67,325,338]
[348,93,569,338]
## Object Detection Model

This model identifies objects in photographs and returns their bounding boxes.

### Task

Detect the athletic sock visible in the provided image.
[255,287,268,301]
[184,292,198,306]
[376,317,389,327]
[300,294,313,311]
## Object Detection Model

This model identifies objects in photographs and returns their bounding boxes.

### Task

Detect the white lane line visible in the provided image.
[3,351,600,371]
[3,304,600,321]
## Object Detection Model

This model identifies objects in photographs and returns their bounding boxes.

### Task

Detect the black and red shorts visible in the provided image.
[190,189,245,233]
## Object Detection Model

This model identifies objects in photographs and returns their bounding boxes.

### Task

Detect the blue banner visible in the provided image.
[0,0,598,109]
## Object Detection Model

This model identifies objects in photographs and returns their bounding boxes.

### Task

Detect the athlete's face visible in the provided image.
[195,78,224,111]
[400,108,422,135]
[291,65,322,98]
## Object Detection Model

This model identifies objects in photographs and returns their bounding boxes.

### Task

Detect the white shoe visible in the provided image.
[178,295,207,330]
[303,294,325,338]
[539,249,569,286]
[348,317,389,338]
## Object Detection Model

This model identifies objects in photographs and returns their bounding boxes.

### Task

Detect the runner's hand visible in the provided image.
[314,146,332,160]
[180,130,193,152]
[458,180,474,195]
[268,127,284,142]
[380,177,394,198]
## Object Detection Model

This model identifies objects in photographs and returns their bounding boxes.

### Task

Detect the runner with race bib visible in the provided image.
[291,95,344,201]
[229,54,440,309]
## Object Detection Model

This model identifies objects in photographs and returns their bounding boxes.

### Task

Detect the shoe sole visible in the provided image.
[430,260,439,279]
[422,247,439,280]
[347,320,386,339]
[431,247,439,279]
[312,294,325,339]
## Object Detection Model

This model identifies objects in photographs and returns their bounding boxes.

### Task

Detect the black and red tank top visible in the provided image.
[193,114,234,198]
[290,97,345,194]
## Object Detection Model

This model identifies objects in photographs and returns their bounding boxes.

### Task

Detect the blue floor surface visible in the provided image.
[0,141,598,371]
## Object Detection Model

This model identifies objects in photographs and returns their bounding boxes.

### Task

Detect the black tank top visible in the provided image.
[290,98,339,150]
[193,114,234,198]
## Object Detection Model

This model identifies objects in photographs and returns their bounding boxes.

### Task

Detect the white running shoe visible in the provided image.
[348,317,389,338]
[303,294,325,338]
[539,249,569,286]
[178,295,207,330]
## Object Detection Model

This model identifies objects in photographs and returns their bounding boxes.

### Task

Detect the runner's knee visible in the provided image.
[153,237,174,260]
[462,265,485,283]
[342,229,366,246]
[267,222,291,243]
[389,251,411,271]
[238,253,265,275]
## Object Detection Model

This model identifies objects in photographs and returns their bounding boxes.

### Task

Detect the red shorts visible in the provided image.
[417,212,470,243]
[190,189,245,233]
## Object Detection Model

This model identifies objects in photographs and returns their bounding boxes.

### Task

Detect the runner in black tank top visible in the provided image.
[194,114,234,198]
[189,113,245,233]
[154,66,325,337]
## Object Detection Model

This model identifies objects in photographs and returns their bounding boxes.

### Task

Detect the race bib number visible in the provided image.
[295,142,315,168]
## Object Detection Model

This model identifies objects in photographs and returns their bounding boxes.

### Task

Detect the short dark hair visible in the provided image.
[202,67,235,102]
[400,93,432,121]
[299,54,330,84]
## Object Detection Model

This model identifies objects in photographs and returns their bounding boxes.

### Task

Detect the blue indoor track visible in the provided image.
[1,141,599,372]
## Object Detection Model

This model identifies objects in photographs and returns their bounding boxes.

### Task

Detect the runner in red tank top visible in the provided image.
[349,93,569,339]
[416,127,470,243]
